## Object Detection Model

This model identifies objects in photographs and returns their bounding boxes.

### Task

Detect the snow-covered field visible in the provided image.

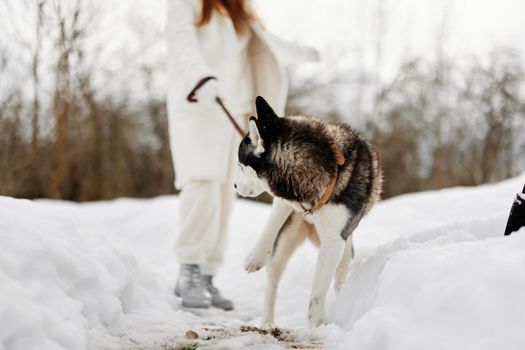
[1,174,525,350]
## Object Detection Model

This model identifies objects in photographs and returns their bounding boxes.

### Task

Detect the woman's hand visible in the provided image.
[195,80,220,105]
[187,77,221,105]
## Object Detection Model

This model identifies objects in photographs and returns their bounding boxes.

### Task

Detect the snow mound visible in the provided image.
[330,201,525,349]
[0,197,188,350]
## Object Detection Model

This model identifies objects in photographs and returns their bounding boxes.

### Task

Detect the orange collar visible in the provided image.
[303,143,345,215]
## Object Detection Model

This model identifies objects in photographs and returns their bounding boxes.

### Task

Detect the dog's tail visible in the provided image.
[334,236,354,293]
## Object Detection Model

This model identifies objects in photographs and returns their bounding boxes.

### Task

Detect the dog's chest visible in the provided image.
[283,199,317,224]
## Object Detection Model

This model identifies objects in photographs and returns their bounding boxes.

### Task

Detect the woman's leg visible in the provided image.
[200,184,235,275]
[199,136,237,310]
[175,180,222,308]
[175,180,221,267]
[201,135,238,275]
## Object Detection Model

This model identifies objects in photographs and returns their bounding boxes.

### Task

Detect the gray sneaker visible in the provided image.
[203,275,234,311]
[174,264,211,308]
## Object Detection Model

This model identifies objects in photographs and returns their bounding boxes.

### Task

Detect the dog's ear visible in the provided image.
[248,116,265,156]
[255,96,277,124]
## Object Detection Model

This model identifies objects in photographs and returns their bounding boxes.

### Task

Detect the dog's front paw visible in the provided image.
[308,297,326,327]
[244,249,270,273]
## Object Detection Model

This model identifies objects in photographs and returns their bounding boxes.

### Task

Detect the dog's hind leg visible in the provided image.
[334,236,354,294]
[308,205,349,326]
[308,235,345,325]
[333,212,364,293]
[262,213,309,326]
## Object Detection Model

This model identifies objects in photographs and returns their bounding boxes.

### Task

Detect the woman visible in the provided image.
[166,0,317,310]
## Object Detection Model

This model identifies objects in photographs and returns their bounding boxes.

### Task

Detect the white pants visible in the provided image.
[175,135,237,275]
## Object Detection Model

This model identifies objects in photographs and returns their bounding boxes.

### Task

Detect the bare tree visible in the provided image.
[49,0,88,199]
[29,0,45,196]
[464,49,524,184]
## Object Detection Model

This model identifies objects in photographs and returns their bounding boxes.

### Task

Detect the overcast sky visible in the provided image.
[253,0,525,80]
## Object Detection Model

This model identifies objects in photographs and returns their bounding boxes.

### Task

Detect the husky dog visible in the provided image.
[235,96,383,326]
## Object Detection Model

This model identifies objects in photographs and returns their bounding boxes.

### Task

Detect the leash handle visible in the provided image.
[186,77,247,137]
[215,97,247,137]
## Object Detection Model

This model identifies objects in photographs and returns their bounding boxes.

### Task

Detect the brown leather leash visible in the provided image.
[215,97,247,137]
[186,76,247,137]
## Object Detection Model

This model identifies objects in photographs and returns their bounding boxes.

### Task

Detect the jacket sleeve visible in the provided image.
[166,0,216,97]
[261,31,320,66]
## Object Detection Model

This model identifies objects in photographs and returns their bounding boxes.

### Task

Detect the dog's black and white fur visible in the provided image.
[235,96,383,326]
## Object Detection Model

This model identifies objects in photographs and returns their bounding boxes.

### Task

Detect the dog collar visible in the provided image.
[302,143,345,215]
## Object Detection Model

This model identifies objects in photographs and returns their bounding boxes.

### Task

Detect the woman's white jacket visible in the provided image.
[166,0,298,188]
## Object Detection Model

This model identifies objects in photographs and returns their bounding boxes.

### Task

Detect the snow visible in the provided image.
[1,174,525,349]
[0,198,189,350]
[331,228,525,350]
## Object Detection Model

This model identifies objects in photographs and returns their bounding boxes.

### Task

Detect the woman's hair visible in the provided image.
[197,0,254,34]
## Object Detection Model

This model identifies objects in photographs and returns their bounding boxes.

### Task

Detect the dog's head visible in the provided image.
[235,96,279,198]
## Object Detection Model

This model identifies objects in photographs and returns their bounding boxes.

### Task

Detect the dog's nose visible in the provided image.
[234,184,237,189]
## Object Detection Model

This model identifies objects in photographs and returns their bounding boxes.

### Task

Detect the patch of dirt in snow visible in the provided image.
[169,325,323,349]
